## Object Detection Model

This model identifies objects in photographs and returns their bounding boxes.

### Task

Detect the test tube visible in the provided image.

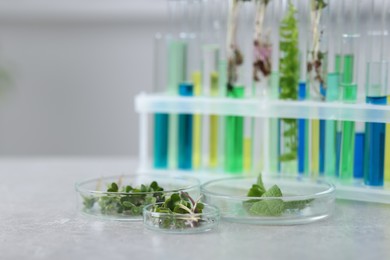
[200,0,225,169]
[224,0,253,173]
[176,0,201,170]
[324,0,342,178]
[339,34,360,183]
[167,0,188,169]
[265,0,284,174]
[153,34,169,169]
[278,0,299,174]
[178,83,194,169]
[306,0,329,177]
[202,45,220,168]
[252,0,275,98]
[297,0,309,175]
[384,1,390,184]
[364,61,387,186]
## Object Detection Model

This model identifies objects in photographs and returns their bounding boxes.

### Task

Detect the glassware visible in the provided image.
[201,175,335,225]
[143,203,220,233]
[75,174,200,221]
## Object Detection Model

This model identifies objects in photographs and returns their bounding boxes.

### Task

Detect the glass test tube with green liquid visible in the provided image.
[339,35,358,182]
[225,86,244,173]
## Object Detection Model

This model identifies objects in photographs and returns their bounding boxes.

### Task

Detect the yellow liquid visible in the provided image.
[311,119,320,177]
[385,96,390,182]
[209,71,219,168]
[244,137,252,172]
[192,71,202,169]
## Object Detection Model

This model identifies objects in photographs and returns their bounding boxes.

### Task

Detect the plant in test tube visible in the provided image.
[279,0,299,163]
[227,0,247,91]
[253,0,272,83]
[307,0,328,100]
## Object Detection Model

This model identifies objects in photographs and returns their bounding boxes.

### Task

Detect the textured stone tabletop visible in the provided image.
[1,158,389,260]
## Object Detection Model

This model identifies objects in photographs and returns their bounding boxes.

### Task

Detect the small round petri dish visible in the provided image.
[75,174,200,221]
[201,175,335,225]
[143,202,220,234]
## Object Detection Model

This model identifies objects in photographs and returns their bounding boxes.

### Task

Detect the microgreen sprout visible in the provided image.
[150,192,205,230]
[82,179,165,217]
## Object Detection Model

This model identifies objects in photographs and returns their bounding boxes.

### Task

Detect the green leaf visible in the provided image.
[249,199,285,216]
[256,174,266,191]
[122,200,135,208]
[247,184,266,197]
[195,202,204,213]
[144,196,157,205]
[125,185,133,193]
[82,196,97,209]
[262,185,283,197]
[107,182,119,192]
[284,199,314,210]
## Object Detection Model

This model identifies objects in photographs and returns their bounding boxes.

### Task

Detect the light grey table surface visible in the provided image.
[1,158,389,260]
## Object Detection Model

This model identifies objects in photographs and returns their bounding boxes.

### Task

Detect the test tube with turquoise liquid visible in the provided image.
[153,34,169,169]
[178,83,194,169]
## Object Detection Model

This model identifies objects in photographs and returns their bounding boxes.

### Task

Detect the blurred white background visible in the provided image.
[0,0,168,157]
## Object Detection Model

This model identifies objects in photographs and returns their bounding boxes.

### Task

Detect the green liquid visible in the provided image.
[339,83,357,182]
[225,86,244,173]
[341,54,354,84]
[335,54,341,74]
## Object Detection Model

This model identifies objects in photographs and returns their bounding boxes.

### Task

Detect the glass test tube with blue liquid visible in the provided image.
[177,6,201,170]
[363,0,389,186]
[364,62,387,186]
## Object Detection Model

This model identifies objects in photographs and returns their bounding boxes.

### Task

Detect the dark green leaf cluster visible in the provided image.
[312,0,327,11]
[279,0,299,162]
[151,192,204,230]
[243,174,313,216]
[82,181,165,216]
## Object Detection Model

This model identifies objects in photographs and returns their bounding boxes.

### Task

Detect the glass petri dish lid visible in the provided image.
[75,174,200,221]
[201,175,335,225]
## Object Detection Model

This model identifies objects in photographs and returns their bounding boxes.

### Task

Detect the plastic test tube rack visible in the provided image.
[135,93,390,204]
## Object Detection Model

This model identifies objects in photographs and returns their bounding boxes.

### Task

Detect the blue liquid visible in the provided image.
[354,132,365,179]
[178,83,193,169]
[364,96,386,186]
[154,114,169,168]
[319,119,325,174]
[335,131,341,177]
[298,82,306,174]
